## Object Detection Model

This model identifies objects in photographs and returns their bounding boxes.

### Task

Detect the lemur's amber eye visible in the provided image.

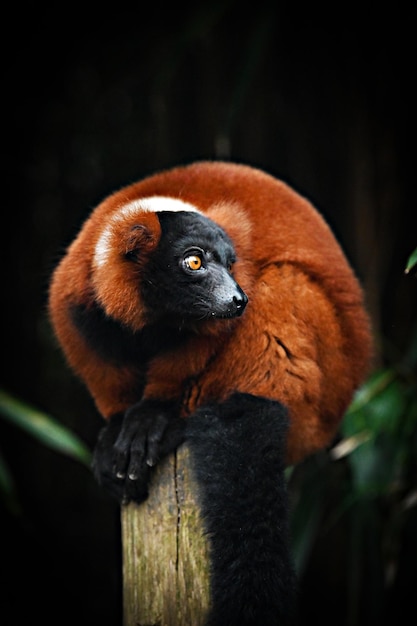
[185,254,202,270]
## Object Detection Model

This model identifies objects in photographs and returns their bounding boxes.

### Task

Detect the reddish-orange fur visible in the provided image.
[48,161,373,464]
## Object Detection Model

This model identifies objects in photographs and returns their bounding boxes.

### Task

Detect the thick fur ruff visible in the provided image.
[48,161,372,622]
[187,393,297,626]
[49,161,373,466]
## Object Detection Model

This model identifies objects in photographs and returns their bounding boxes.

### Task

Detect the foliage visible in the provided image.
[289,247,417,624]
[405,246,417,275]
[1,247,415,621]
[0,389,91,513]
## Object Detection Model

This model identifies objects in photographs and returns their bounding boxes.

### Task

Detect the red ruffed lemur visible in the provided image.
[48,161,373,626]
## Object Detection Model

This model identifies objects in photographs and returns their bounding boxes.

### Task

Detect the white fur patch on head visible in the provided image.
[127,195,200,215]
[94,196,201,268]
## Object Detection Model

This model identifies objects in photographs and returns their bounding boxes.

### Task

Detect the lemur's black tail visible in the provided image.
[186,392,298,626]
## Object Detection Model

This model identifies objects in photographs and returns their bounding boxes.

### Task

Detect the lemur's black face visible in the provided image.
[140,211,248,324]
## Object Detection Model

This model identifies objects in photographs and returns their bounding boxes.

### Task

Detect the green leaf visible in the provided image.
[0,390,92,466]
[347,436,391,494]
[345,369,397,420]
[339,369,412,495]
[405,246,417,274]
[342,370,406,439]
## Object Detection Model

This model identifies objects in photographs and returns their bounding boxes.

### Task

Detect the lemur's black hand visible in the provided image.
[92,399,186,504]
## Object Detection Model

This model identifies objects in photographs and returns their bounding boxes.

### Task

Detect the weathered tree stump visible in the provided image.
[121,444,210,626]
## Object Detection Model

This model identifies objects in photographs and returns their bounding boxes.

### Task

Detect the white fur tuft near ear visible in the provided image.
[94,196,201,268]
[131,196,201,215]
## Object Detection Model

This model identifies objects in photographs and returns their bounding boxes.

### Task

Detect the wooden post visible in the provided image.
[121,444,210,626]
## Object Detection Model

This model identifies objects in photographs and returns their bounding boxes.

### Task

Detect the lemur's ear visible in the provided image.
[116,212,162,264]
[91,208,162,331]
[94,207,162,269]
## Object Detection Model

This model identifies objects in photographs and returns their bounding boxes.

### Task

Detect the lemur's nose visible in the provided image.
[232,289,248,316]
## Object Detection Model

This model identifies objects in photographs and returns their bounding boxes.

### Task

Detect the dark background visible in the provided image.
[2,3,415,625]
